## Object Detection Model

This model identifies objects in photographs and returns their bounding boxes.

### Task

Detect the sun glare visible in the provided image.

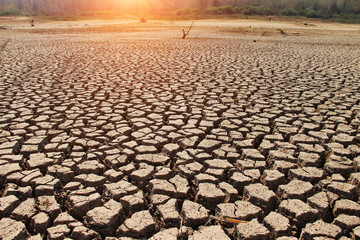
[115,0,172,15]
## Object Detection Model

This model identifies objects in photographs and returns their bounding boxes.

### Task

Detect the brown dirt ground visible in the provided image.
[1,16,360,37]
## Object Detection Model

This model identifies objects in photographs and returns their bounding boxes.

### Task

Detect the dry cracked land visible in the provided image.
[0,19,360,240]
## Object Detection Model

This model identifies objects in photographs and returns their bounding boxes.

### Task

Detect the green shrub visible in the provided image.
[217,5,235,14]
[204,6,221,15]
[332,12,355,19]
[242,6,275,16]
[331,13,360,23]
[173,8,199,16]
[203,5,244,15]
[0,8,22,16]
[241,6,256,15]
[303,9,319,18]
[280,8,298,16]
[171,4,360,20]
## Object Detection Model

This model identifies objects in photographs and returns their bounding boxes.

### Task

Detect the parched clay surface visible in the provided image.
[0,19,360,239]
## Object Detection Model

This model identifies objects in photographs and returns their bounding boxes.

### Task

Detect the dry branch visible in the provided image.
[277,28,286,37]
[182,21,194,39]
[210,215,248,224]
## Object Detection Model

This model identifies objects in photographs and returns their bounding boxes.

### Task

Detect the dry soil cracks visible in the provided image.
[0,23,360,239]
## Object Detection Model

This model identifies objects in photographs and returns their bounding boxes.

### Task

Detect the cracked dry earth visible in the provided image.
[0,27,360,240]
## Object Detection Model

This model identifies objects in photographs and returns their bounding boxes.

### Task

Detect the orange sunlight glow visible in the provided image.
[114,0,175,15]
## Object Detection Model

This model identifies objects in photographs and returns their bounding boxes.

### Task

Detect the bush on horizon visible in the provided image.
[173,8,200,16]
[0,8,22,16]
[280,8,298,16]
[241,6,275,16]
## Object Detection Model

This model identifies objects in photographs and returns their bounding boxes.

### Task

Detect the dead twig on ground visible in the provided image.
[182,21,194,39]
[211,215,248,224]
[197,215,247,233]
[195,32,200,39]
[277,28,287,37]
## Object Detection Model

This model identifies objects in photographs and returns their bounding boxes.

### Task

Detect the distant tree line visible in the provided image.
[178,0,360,19]
[0,0,126,15]
[0,0,359,20]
